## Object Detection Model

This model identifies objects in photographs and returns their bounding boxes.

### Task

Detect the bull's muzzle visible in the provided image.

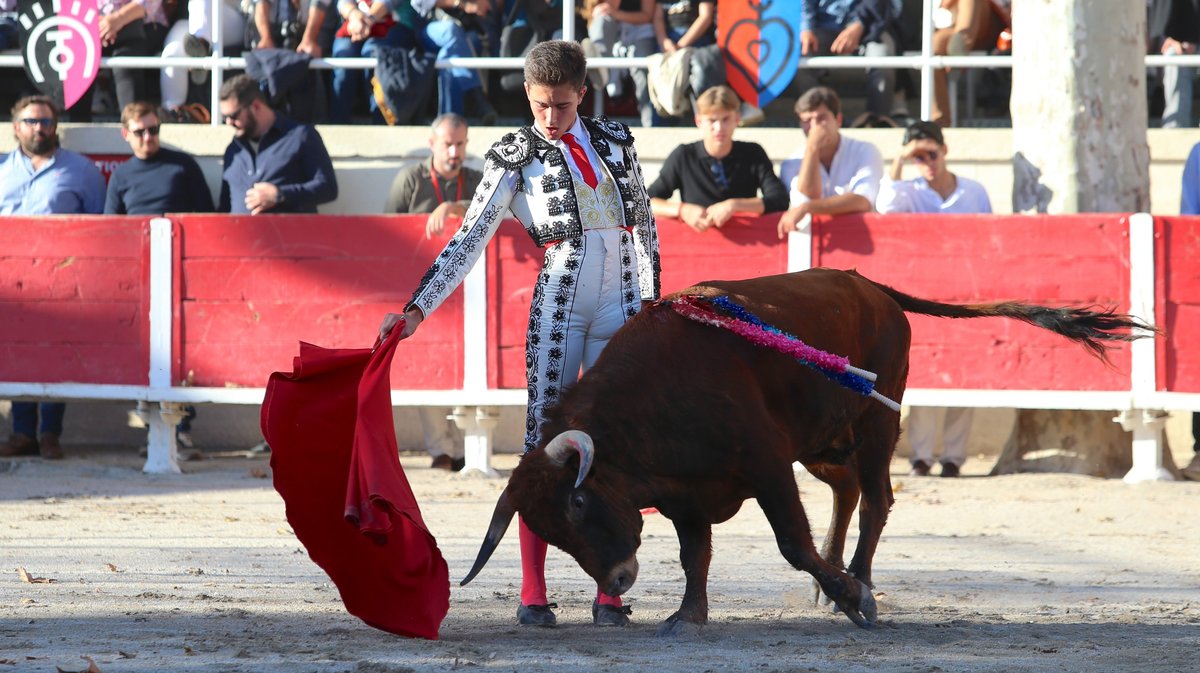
[604,555,639,596]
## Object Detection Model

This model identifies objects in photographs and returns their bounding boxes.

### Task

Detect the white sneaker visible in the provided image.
[177,431,194,449]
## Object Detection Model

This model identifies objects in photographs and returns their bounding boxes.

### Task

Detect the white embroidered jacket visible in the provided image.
[406,116,661,318]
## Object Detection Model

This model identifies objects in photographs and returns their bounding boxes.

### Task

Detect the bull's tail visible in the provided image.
[865,277,1157,364]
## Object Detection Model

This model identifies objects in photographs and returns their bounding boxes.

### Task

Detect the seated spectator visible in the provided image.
[797,0,900,120]
[648,85,788,232]
[381,0,497,122]
[876,120,991,476]
[776,86,883,239]
[930,0,999,127]
[652,0,714,53]
[106,102,215,214]
[384,113,483,470]
[248,0,337,54]
[160,0,248,122]
[0,96,106,460]
[1149,0,1200,129]
[0,0,18,51]
[330,0,404,123]
[217,74,338,214]
[586,0,658,127]
[76,0,172,119]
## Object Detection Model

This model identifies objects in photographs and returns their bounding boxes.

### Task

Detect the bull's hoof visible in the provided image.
[655,613,705,637]
[836,580,878,628]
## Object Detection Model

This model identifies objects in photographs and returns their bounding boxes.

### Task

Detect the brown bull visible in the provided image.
[461,268,1150,635]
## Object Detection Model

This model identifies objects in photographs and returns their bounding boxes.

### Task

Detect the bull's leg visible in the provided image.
[755,477,877,628]
[657,519,712,637]
[806,464,861,605]
[845,419,898,590]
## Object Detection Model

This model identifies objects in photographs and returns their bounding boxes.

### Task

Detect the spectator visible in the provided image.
[249,0,337,54]
[652,0,714,53]
[1149,0,1200,128]
[929,0,998,127]
[377,40,659,628]
[216,74,338,214]
[77,0,172,119]
[1178,137,1200,480]
[160,0,248,122]
[330,0,404,124]
[0,0,18,51]
[797,0,900,120]
[776,86,883,239]
[383,113,483,471]
[378,0,498,122]
[0,96,106,460]
[876,120,991,477]
[586,0,658,127]
[647,85,788,232]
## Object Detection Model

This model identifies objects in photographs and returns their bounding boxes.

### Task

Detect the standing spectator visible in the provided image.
[383,113,483,471]
[876,120,991,477]
[330,0,404,123]
[77,0,172,119]
[776,86,883,238]
[216,74,338,214]
[586,0,658,126]
[377,40,659,627]
[1149,0,1200,128]
[647,85,788,232]
[0,96,106,460]
[1177,138,1200,480]
[798,0,900,120]
[105,101,214,448]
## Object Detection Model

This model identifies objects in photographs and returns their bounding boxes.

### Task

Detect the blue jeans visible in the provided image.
[399,19,482,116]
[12,402,66,437]
[331,26,406,124]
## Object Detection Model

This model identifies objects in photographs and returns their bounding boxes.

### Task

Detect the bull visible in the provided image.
[460,268,1151,634]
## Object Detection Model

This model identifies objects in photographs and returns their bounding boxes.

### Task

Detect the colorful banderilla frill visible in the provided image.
[667,294,901,412]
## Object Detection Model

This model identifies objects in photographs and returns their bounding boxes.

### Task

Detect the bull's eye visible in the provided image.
[571,493,586,510]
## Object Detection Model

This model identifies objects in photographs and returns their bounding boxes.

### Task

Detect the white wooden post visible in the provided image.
[144,218,181,474]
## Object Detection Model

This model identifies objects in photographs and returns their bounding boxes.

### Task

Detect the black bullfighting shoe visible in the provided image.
[517,603,557,627]
[592,600,632,627]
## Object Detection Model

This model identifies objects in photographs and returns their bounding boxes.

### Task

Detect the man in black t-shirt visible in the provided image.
[105,102,216,215]
[647,85,788,232]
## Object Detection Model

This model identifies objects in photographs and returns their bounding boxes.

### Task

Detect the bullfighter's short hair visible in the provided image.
[524,40,588,91]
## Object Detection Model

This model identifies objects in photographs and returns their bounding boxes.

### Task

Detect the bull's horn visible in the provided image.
[544,430,594,488]
[460,488,516,586]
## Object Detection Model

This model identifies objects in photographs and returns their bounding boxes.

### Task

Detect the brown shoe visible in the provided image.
[430,454,454,471]
[908,460,931,477]
[38,433,64,460]
[0,434,38,457]
[939,461,960,478]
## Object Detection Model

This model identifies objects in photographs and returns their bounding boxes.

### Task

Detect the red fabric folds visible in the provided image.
[261,327,449,639]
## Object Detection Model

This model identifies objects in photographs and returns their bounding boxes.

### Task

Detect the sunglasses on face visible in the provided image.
[20,117,56,128]
[912,150,940,163]
[224,105,249,123]
[130,125,161,138]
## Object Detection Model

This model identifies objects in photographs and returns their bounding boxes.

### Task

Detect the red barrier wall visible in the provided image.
[811,213,1134,391]
[1155,216,1200,393]
[485,214,788,389]
[176,215,464,389]
[0,217,151,385]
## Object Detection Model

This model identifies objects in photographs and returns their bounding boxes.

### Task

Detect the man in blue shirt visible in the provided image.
[216,74,338,214]
[105,102,216,215]
[0,95,106,460]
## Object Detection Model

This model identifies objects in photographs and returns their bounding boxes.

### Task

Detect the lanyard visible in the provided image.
[430,164,463,205]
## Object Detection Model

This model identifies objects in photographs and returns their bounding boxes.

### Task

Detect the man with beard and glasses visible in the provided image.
[0,96,106,461]
[217,74,338,214]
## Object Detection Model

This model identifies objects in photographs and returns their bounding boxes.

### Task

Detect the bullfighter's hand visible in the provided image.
[379,306,424,342]
[245,182,281,215]
[777,203,810,240]
[830,21,864,55]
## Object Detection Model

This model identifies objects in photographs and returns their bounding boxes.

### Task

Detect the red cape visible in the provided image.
[261,329,450,639]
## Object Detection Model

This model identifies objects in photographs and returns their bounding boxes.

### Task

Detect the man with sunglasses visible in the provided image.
[0,96,106,460]
[877,119,992,478]
[647,85,788,233]
[105,102,216,215]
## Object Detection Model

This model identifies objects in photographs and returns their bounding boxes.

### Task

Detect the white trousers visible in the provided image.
[159,1,246,109]
[523,228,640,453]
[907,406,973,467]
[418,407,462,459]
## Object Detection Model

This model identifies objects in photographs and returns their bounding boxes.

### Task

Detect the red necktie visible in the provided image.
[562,133,598,189]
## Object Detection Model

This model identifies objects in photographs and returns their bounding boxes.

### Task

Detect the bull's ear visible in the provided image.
[544,430,594,488]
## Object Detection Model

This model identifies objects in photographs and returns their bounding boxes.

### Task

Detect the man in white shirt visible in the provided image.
[877,120,992,478]
[776,86,883,239]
